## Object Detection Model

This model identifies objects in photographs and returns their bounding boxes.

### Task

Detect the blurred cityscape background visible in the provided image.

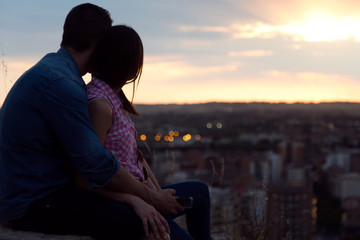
[133,102,360,240]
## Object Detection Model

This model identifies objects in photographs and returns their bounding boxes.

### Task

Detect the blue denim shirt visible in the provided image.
[0,48,120,221]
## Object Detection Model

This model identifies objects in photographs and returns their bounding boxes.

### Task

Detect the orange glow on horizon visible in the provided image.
[120,67,360,104]
[2,58,360,107]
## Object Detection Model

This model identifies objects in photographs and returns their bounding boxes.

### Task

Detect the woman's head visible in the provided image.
[92,25,144,90]
[92,25,144,115]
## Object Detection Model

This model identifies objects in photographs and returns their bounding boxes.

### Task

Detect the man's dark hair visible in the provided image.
[61,3,112,52]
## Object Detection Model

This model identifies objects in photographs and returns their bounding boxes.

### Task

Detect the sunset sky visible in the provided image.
[1,0,360,105]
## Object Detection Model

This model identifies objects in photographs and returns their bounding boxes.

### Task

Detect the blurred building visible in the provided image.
[265,141,316,240]
[323,151,351,172]
[209,187,241,238]
[340,197,360,240]
[333,173,360,200]
[278,140,304,167]
[350,153,360,173]
[265,178,316,240]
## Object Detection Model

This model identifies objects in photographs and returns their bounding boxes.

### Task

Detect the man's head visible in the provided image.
[61,3,112,52]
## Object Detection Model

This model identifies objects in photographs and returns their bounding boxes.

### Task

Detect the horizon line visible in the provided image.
[133,100,360,105]
[2,100,360,109]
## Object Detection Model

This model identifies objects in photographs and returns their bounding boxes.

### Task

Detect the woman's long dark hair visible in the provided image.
[92,25,143,115]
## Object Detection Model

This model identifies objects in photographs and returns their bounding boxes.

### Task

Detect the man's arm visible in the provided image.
[43,78,119,188]
[76,172,170,238]
[106,166,183,215]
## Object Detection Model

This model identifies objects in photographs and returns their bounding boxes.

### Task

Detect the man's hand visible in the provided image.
[106,168,183,215]
[148,231,170,240]
[150,189,184,215]
[130,196,170,239]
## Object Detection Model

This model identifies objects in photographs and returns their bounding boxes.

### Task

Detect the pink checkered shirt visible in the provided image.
[87,77,145,182]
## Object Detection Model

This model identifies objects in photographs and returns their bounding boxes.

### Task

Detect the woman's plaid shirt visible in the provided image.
[87,77,145,182]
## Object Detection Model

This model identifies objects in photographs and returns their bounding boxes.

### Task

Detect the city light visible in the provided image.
[154,133,161,141]
[216,122,223,129]
[206,123,212,129]
[195,134,201,141]
[183,134,192,142]
[153,132,178,142]
[140,134,147,141]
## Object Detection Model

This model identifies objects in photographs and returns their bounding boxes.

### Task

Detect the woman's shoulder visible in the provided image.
[87,81,107,98]
[88,98,113,120]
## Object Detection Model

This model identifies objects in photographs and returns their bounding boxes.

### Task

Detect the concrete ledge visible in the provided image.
[0,224,94,240]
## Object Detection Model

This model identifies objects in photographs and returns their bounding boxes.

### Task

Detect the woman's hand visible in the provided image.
[151,189,184,215]
[131,195,170,239]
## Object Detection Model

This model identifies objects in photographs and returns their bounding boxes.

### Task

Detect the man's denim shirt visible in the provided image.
[0,48,120,221]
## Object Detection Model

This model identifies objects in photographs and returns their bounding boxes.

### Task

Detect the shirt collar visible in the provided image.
[57,47,84,87]
[91,77,124,109]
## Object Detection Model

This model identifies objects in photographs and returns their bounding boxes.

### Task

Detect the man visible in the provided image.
[0,4,182,239]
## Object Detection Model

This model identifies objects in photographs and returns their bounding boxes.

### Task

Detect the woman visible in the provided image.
[85,25,211,240]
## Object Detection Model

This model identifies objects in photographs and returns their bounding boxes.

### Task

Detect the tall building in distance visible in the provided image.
[278,140,305,169]
[265,141,316,240]
[265,177,316,239]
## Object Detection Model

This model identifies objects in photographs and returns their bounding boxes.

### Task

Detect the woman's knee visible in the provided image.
[191,181,210,197]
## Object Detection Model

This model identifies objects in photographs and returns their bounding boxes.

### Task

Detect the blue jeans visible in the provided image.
[163,181,211,240]
[10,186,145,239]
[10,182,211,240]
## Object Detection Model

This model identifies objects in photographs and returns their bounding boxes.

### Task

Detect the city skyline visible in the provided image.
[1,0,360,105]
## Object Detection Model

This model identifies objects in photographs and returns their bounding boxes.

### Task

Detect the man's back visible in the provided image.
[0,48,118,221]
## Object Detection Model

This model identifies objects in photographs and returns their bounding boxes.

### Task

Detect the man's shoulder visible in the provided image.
[39,51,75,75]
[33,48,78,78]
[12,52,85,106]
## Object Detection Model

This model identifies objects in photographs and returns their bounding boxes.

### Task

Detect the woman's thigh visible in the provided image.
[162,181,210,217]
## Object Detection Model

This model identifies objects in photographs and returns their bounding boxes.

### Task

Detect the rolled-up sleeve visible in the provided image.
[41,76,120,188]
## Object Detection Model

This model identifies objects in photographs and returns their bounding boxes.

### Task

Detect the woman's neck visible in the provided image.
[112,86,122,95]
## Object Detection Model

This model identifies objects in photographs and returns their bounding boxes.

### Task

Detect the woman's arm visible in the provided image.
[85,98,181,235]
[88,99,113,145]
[143,159,161,191]
[88,98,182,214]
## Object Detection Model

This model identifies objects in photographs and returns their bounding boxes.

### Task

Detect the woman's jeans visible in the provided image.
[10,181,211,240]
[163,181,211,240]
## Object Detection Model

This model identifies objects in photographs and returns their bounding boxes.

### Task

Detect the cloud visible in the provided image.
[226,0,360,23]
[179,22,284,41]
[179,25,230,33]
[182,18,360,42]
[219,0,360,42]
[231,22,279,39]
[229,50,274,58]
[142,55,240,81]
